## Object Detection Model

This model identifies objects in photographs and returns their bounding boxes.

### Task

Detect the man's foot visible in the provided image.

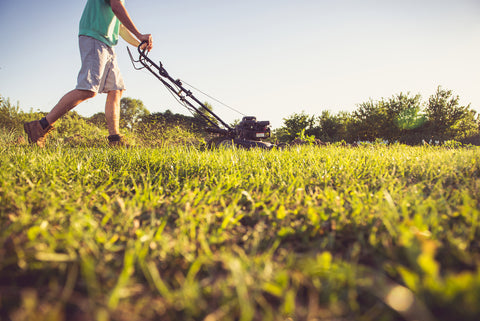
[108,134,130,148]
[23,120,54,148]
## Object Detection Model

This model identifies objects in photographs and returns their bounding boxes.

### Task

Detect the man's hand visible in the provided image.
[138,34,153,52]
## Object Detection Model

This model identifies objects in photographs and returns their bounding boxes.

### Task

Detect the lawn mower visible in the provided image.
[128,41,274,149]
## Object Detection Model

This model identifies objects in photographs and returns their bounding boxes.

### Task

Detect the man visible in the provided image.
[24,0,153,147]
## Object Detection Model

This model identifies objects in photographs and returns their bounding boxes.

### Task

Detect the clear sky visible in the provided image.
[1,0,479,129]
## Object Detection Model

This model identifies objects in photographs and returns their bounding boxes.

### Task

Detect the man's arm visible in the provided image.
[119,24,140,47]
[110,0,153,50]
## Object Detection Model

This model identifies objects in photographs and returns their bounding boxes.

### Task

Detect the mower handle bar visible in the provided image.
[130,41,233,132]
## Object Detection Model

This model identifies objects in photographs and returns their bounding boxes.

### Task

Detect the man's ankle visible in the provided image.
[39,117,50,130]
[108,134,121,142]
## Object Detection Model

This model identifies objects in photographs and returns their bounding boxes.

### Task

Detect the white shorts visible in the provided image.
[76,35,125,93]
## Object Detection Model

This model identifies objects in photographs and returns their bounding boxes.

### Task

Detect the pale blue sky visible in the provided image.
[1,0,479,128]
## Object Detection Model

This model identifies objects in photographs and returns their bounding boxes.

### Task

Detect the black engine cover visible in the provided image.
[235,116,271,141]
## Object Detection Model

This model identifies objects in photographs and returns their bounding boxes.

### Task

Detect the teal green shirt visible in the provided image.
[79,0,124,47]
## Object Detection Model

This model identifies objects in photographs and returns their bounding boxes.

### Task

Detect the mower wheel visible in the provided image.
[218,139,234,148]
[207,137,234,149]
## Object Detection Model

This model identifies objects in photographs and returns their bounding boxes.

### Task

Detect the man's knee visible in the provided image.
[106,90,124,104]
[109,89,124,98]
[77,89,97,100]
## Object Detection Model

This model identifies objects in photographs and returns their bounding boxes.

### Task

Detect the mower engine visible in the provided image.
[235,117,271,141]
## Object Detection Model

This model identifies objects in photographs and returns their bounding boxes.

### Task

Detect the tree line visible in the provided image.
[1,86,479,145]
[275,87,479,145]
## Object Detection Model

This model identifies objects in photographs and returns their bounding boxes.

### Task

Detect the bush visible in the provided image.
[0,94,45,132]
[135,122,206,148]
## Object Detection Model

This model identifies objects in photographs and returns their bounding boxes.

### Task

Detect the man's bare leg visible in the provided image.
[105,90,123,136]
[24,89,96,147]
[46,89,96,125]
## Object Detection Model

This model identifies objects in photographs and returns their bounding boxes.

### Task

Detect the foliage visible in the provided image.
[344,92,426,143]
[425,87,477,140]
[452,109,479,142]
[394,103,426,131]
[120,97,150,131]
[274,111,315,142]
[296,128,316,145]
[0,94,45,132]
[1,144,480,321]
[274,87,479,145]
[193,102,219,128]
[351,98,387,141]
[87,112,107,127]
[314,110,350,142]
[134,123,205,148]
[0,95,22,130]
[3,87,479,147]
[48,111,108,147]
[141,109,208,134]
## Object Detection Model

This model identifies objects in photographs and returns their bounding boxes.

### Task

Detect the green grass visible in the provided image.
[1,142,480,321]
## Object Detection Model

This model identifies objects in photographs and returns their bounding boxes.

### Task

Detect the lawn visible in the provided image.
[1,143,479,321]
